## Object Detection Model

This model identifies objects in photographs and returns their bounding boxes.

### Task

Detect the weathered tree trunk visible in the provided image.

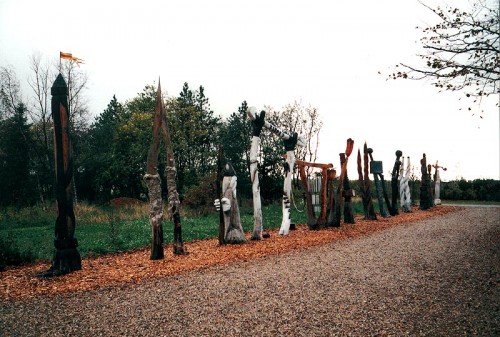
[389,150,402,216]
[363,144,377,220]
[399,156,412,212]
[41,73,81,277]
[326,168,337,226]
[249,135,263,240]
[357,145,377,220]
[279,150,295,235]
[246,108,305,238]
[221,163,246,244]
[368,148,390,218]
[337,139,355,224]
[144,80,164,260]
[160,93,186,255]
[419,153,433,210]
[297,160,317,229]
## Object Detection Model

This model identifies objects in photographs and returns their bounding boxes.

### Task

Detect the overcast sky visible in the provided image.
[0,0,498,181]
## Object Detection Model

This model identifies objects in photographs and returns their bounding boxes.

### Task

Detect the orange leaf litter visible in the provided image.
[0,206,461,301]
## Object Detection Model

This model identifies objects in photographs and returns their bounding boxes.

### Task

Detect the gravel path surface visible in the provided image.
[1,207,499,336]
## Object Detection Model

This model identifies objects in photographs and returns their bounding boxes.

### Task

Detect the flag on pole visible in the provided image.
[60,51,84,65]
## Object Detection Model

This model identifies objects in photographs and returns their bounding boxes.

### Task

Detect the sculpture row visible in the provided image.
[215,107,447,242]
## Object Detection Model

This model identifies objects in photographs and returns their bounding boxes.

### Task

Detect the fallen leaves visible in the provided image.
[0,206,461,301]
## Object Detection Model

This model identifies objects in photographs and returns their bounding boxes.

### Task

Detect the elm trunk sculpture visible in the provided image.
[220,163,246,244]
[144,80,165,260]
[367,147,390,218]
[419,153,433,210]
[399,156,412,212]
[246,107,305,239]
[389,150,403,216]
[279,133,299,235]
[357,143,377,220]
[432,161,446,205]
[43,74,81,276]
[160,93,186,255]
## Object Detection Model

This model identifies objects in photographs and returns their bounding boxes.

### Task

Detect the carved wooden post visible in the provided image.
[44,74,81,276]
[160,96,186,254]
[279,134,297,235]
[399,156,412,212]
[248,110,265,240]
[419,153,432,210]
[368,148,390,218]
[221,163,246,244]
[357,143,377,220]
[144,80,164,260]
[326,168,337,226]
[339,138,354,224]
[433,161,446,205]
[389,150,402,216]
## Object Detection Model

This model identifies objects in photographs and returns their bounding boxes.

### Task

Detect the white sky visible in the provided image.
[0,0,498,181]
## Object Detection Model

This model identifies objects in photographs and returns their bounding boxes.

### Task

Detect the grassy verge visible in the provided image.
[1,201,313,268]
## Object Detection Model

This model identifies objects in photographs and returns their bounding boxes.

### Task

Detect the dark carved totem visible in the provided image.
[389,150,402,216]
[43,74,82,276]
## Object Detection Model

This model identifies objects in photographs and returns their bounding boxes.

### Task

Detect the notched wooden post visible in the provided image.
[144,80,164,260]
[40,74,81,277]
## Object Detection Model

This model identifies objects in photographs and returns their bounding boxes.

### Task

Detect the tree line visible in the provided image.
[0,60,322,208]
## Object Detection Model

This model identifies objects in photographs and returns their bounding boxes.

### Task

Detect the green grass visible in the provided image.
[0,201,311,268]
[10,197,485,269]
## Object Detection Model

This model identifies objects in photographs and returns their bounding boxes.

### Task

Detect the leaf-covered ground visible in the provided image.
[0,206,461,301]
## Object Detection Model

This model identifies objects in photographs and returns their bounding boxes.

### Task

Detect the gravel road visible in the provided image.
[1,207,498,336]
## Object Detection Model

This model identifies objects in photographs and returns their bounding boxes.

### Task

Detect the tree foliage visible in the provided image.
[391,0,499,109]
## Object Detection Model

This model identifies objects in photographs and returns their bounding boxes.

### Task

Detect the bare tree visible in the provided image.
[390,0,499,112]
[0,65,22,119]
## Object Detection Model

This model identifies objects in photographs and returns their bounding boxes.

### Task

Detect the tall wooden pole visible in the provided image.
[160,100,186,255]
[144,80,164,260]
[43,73,81,276]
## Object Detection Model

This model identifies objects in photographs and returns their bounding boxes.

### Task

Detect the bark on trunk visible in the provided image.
[357,144,377,220]
[419,154,432,210]
[144,81,165,260]
[279,151,295,235]
[389,150,402,216]
[222,165,246,244]
[250,136,263,240]
[161,109,186,255]
[399,156,412,212]
[41,73,81,277]
[368,148,390,218]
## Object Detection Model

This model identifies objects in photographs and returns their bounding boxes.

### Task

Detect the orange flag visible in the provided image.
[60,51,84,65]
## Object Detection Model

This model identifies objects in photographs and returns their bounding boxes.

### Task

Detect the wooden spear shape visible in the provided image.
[160,92,186,255]
[144,80,164,260]
[43,73,81,276]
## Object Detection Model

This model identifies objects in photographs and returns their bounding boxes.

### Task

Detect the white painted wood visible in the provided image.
[250,136,263,240]
[399,156,412,212]
[279,150,295,235]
